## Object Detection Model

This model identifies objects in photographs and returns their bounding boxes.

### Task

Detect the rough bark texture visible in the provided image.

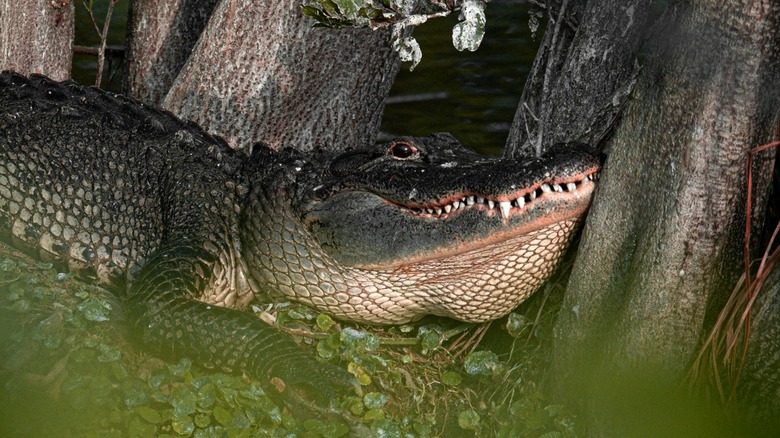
[549,1,780,433]
[504,0,651,158]
[160,0,400,152]
[124,0,221,106]
[0,0,74,80]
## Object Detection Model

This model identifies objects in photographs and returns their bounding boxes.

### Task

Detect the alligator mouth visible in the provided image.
[392,169,600,220]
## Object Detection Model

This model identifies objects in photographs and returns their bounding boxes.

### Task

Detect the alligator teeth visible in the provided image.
[411,171,600,219]
[499,201,512,219]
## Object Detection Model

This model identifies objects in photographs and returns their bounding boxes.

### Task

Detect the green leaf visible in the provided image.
[169,385,197,417]
[463,350,500,376]
[316,313,335,331]
[452,0,486,52]
[348,362,372,386]
[332,0,359,17]
[419,329,442,352]
[370,418,402,437]
[363,408,385,421]
[197,382,217,409]
[168,358,192,378]
[194,413,211,428]
[76,296,112,321]
[458,409,480,430]
[442,370,462,386]
[128,416,157,438]
[136,406,163,424]
[506,312,531,337]
[363,392,388,409]
[97,343,121,362]
[171,416,195,435]
[213,406,233,426]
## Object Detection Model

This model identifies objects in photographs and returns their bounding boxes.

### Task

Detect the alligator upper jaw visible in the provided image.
[301,166,598,271]
[388,168,600,221]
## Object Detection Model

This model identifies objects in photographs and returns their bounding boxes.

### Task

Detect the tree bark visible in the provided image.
[547,0,779,433]
[124,0,221,106]
[504,0,651,158]
[741,260,780,422]
[0,0,74,80]
[158,0,400,152]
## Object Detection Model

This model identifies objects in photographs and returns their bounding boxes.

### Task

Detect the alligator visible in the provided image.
[0,72,601,398]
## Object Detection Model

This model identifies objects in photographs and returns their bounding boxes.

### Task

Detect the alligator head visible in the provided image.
[243,133,601,324]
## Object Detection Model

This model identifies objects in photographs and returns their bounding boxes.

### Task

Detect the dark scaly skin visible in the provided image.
[0,72,346,397]
[0,72,601,397]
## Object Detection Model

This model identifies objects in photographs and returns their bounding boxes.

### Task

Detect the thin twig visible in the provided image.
[80,0,118,87]
[95,0,118,87]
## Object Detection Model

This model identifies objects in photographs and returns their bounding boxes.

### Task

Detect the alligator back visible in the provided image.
[0,72,243,289]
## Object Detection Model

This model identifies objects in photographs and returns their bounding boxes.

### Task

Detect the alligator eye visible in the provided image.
[388,141,417,159]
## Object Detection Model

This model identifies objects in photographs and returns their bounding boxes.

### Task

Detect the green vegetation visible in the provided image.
[0,241,576,436]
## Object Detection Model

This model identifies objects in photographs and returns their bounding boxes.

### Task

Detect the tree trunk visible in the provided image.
[545,0,779,433]
[504,0,651,159]
[0,0,74,80]
[124,0,221,106]
[154,0,399,152]
[741,260,780,422]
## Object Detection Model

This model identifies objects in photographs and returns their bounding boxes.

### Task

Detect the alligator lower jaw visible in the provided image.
[392,170,600,220]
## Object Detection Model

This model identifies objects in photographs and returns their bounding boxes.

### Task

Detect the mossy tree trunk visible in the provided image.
[125,0,400,152]
[0,0,74,80]
[526,1,780,433]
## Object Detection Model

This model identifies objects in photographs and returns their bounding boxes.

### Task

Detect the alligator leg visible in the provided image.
[126,244,352,405]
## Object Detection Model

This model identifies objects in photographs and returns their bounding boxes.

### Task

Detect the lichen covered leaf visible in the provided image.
[452,0,486,51]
